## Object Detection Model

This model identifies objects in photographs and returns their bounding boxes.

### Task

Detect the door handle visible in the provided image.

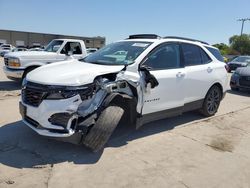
[176,72,185,78]
[207,67,213,73]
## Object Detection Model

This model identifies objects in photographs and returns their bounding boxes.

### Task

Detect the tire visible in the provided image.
[83,105,124,152]
[200,85,222,117]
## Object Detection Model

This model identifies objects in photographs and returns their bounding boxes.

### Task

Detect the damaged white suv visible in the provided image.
[20,34,229,151]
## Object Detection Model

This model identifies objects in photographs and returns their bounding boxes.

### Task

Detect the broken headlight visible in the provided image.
[46,90,79,99]
[45,84,96,100]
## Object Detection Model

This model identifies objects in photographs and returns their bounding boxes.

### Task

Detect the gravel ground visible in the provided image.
[1,57,250,188]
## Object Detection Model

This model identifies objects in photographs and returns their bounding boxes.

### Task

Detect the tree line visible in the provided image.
[213,34,250,56]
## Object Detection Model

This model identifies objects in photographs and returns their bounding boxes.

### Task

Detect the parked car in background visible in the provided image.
[11,47,28,52]
[28,47,44,51]
[0,44,14,49]
[227,56,250,72]
[0,44,14,57]
[19,34,229,152]
[86,48,98,55]
[3,39,87,81]
[230,64,250,91]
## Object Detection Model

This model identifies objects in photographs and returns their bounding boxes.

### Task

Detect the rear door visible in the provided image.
[181,43,214,104]
[141,42,185,115]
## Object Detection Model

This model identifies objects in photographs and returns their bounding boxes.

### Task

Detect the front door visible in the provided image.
[141,42,185,115]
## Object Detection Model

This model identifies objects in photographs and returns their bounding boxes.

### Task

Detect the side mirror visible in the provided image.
[139,65,159,89]
[139,65,151,71]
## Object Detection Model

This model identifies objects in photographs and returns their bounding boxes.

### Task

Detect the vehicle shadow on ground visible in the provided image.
[0,112,204,169]
[0,81,21,91]
[227,89,250,97]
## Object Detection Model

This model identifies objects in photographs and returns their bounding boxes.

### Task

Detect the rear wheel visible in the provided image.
[83,105,124,152]
[200,85,222,117]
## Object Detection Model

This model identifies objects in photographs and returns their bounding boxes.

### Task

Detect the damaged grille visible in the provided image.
[22,81,96,107]
[22,86,47,107]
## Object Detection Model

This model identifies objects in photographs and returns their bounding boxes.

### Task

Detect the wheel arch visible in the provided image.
[208,82,224,98]
[22,65,40,80]
[102,92,138,125]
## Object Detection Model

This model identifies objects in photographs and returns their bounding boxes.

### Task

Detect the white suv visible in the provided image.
[20,34,229,151]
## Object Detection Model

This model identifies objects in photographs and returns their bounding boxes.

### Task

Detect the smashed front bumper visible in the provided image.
[20,81,109,138]
[20,94,82,137]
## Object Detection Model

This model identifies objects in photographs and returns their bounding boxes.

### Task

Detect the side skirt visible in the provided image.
[136,99,204,129]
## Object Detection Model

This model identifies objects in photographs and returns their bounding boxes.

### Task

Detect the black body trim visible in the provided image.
[137,99,204,127]
[183,99,203,112]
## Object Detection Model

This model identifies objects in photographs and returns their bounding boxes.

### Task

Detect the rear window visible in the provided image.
[182,43,203,66]
[205,47,224,62]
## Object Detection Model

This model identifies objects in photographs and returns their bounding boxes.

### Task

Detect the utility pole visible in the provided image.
[237,18,250,35]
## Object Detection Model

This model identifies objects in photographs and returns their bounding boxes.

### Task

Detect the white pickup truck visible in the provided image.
[3,39,87,81]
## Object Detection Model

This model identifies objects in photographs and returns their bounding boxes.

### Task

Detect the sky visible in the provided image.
[0,0,250,45]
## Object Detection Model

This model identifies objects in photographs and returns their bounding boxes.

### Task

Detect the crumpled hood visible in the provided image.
[26,59,124,86]
[5,51,57,60]
[235,67,250,76]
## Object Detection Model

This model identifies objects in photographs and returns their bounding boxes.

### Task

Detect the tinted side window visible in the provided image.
[182,43,202,66]
[61,42,82,54]
[143,43,180,70]
[205,47,224,62]
[200,48,212,64]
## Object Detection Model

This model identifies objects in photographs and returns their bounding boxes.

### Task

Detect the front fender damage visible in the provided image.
[75,72,138,131]
[70,69,157,151]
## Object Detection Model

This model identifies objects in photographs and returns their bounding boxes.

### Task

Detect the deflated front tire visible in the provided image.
[83,105,124,152]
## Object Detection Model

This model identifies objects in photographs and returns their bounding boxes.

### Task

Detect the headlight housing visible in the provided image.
[8,57,20,67]
[46,90,79,99]
[45,84,96,100]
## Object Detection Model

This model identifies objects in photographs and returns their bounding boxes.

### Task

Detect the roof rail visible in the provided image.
[128,34,161,39]
[164,36,209,45]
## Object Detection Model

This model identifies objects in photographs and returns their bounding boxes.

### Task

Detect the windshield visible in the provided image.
[232,56,250,63]
[81,41,152,65]
[44,40,63,52]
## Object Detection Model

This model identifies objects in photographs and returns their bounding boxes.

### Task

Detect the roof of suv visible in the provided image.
[124,34,216,48]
